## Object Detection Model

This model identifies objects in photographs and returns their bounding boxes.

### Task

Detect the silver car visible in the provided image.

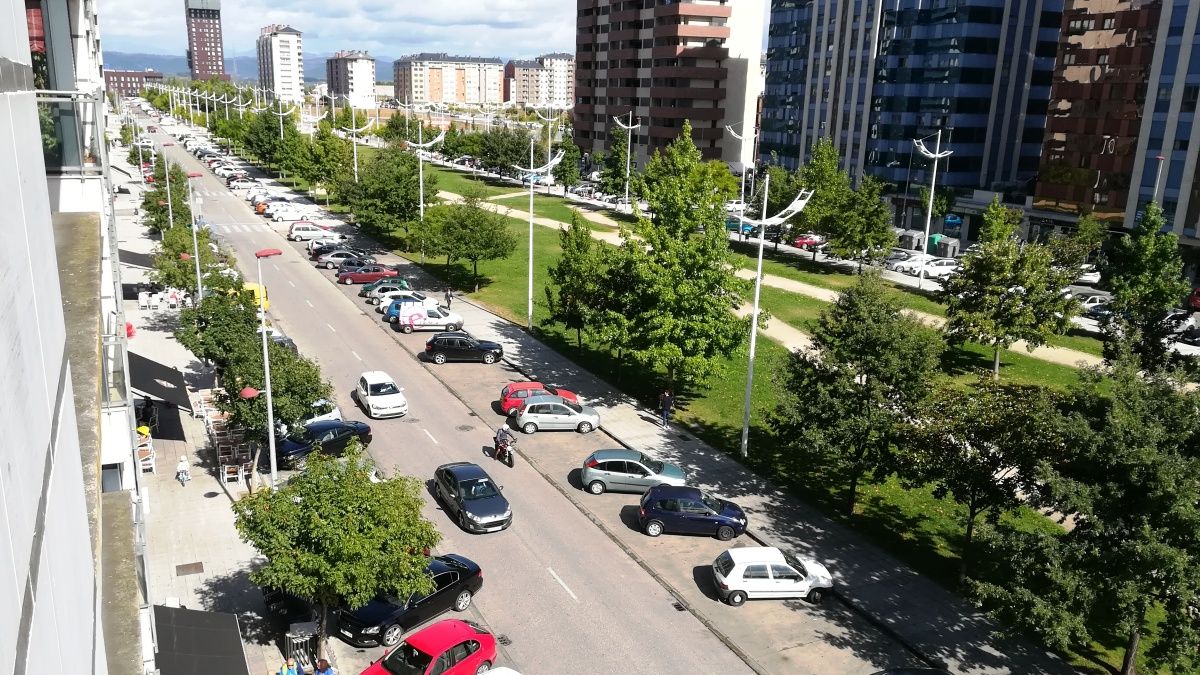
[514,395,600,434]
[581,449,686,495]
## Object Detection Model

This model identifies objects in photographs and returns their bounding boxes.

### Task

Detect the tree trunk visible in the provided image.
[992,345,1001,380]
[247,441,264,494]
[1120,624,1141,675]
[576,327,582,350]
[319,603,329,660]
[472,260,480,292]
[960,509,978,586]
[846,470,860,517]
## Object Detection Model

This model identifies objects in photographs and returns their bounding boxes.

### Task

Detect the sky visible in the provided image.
[98,0,579,59]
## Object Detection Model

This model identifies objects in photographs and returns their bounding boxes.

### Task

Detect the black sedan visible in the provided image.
[334,554,483,647]
[434,462,512,533]
[278,419,371,469]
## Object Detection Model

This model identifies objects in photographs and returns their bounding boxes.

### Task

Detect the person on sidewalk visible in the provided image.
[658,389,674,427]
[278,658,304,675]
[312,658,334,675]
[444,287,453,308]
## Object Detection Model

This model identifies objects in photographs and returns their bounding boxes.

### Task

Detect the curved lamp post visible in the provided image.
[912,131,953,290]
[512,144,566,330]
[185,171,205,300]
[406,128,447,221]
[612,111,641,213]
[339,115,375,183]
[252,248,283,490]
[533,106,558,194]
[726,122,756,236]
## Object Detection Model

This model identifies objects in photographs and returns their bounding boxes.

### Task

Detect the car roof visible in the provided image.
[524,395,566,405]
[505,381,546,393]
[303,419,349,432]
[588,448,639,462]
[406,619,481,654]
[439,462,490,482]
[723,546,785,565]
[646,484,701,499]
[360,370,395,385]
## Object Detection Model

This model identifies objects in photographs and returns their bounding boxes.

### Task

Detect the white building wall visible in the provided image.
[347,58,376,109]
[719,0,767,171]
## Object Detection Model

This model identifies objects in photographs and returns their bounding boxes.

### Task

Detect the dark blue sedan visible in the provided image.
[278,419,371,469]
[639,484,748,541]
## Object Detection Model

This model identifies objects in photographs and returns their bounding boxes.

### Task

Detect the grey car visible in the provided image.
[581,449,686,495]
[514,395,600,434]
[316,250,375,269]
[434,462,512,534]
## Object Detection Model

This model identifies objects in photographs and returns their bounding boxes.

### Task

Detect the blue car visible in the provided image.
[384,296,430,323]
[725,216,754,236]
[638,484,748,541]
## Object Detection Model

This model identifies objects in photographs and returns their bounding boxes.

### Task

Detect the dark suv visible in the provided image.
[425,332,503,365]
[639,485,748,541]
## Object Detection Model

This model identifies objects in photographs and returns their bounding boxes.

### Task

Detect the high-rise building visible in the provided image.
[504,53,576,109]
[256,25,305,105]
[573,0,766,169]
[185,0,226,80]
[1033,1,1161,226]
[104,69,165,98]
[393,53,504,106]
[327,50,377,110]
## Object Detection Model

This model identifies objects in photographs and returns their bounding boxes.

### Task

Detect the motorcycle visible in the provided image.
[494,430,516,467]
[175,455,192,486]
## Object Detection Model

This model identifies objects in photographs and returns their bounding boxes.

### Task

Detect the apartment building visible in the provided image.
[256,25,305,105]
[393,53,504,106]
[327,50,377,109]
[574,0,766,169]
[184,0,226,80]
[104,69,164,98]
[505,53,577,109]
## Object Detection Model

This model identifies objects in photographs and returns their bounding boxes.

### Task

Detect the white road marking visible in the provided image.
[326,323,336,333]
[287,280,295,288]
[423,429,439,445]
[548,567,579,602]
[272,263,280,271]
[305,300,314,307]
[351,350,363,361]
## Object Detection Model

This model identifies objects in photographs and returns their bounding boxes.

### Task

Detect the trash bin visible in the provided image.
[937,238,960,258]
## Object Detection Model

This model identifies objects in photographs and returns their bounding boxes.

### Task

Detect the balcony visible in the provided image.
[654,2,732,19]
[653,23,729,40]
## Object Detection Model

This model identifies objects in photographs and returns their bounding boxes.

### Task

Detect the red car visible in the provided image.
[1188,287,1200,311]
[338,265,400,285]
[499,381,580,415]
[359,619,497,675]
[792,232,825,249]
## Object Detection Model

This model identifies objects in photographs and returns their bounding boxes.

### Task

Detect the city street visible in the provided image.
[151,128,927,674]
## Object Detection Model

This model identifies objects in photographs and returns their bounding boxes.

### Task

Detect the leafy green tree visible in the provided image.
[220,342,333,441]
[553,141,582,195]
[637,122,737,237]
[898,379,1063,582]
[301,122,354,204]
[344,145,436,244]
[277,127,312,182]
[152,224,221,293]
[545,214,604,347]
[440,190,516,290]
[796,138,852,236]
[139,155,192,235]
[972,354,1200,675]
[829,175,896,264]
[747,164,804,223]
[243,109,284,167]
[233,445,442,658]
[599,125,630,197]
[1046,212,1105,271]
[941,197,1078,378]
[478,127,531,178]
[176,291,260,371]
[915,184,956,223]
[119,123,134,147]
[1101,200,1191,369]
[771,269,943,516]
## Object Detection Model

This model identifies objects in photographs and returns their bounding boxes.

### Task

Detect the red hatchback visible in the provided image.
[338,265,400,285]
[499,381,579,415]
[359,619,497,675]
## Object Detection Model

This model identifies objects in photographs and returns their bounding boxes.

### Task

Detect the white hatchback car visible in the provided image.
[354,371,408,419]
[712,546,833,607]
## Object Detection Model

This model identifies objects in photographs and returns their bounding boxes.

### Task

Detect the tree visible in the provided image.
[440,190,516,290]
[915,185,956,223]
[637,123,737,237]
[477,127,530,177]
[553,141,582,195]
[220,342,333,440]
[898,379,1063,582]
[176,291,260,371]
[1046,212,1105,271]
[302,122,354,204]
[1101,200,1191,370]
[152,224,221,293]
[277,127,312,182]
[139,155,192,235]
[545,214,605,347]
[119,123,134,147]
[972,353,1200,675]
[829,175,896,264]
[599,125,629,197]
[796,138,852,236]
[772,270,942,516]
[941,197,1078,378]
[345,145,436,244]
[233,445,442,659]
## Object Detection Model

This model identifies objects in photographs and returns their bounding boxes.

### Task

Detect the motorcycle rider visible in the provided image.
[494,425,514,460]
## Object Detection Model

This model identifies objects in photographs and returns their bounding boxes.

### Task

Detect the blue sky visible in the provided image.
[99,0,578,59]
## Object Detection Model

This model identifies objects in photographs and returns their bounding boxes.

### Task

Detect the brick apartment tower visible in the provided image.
[185,0,226,80]
[574,0,765,169]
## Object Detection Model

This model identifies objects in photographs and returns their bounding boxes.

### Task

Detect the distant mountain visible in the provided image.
[104,51,396,83]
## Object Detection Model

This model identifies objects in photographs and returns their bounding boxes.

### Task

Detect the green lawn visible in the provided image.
[426,165,520,199]
[493,193,637,227]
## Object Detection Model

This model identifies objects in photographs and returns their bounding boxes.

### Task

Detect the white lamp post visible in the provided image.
[512,142,565,330]
[406,127,447,221]
[339,114,375,183]
[253,247,283,490]
[160,141,176,230]
[726,122,756,237]
[186,172,205,301]
[612,111,641,213]
[736,180,815,458]
[533,106,557,194]
[912,130,953,290]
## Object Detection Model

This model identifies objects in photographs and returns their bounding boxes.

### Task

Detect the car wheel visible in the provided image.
[401,324,414,334]
[458,510,469,531]
[522,422,537,434]
[325,262,335,269]
[726,590,747,607]
[644,520,664,537]
[432,352,446,364]
[380,624,403,647]
[453,589,473,612]
[807,588,826,605]
[577,421,593,433]
[474,662,491,675]
[587,480,605,495]
[286,235,295,241]
[446,324,457,331]
[482,352,496,364]
[341,276,353,284]
[716,525,736,541]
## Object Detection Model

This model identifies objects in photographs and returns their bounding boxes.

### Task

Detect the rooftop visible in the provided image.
[331,50,372,60]
[396,53,503,65]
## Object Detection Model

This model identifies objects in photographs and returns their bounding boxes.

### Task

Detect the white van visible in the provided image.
[287,222,330,241]
[392,305,464,333]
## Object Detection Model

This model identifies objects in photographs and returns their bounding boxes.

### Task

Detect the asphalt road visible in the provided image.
[155,136,755,675]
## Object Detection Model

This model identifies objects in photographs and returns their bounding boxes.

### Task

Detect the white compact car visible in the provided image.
[354,371,408,419]
[712,546,833,607]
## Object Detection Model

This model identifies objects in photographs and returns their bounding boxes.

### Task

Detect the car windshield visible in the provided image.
[783,553,809,578]
[380,643,433,675]
[638,453,664,474]
[369,382,399,396]
[460,478,499,500]
[286,428,315,443]
[564,402,584,414]
[700,492,723,512]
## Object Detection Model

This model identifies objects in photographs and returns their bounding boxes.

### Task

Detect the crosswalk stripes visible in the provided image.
[208,222,275,234]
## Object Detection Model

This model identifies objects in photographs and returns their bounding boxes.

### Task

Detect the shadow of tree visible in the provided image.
[194,566,289,653]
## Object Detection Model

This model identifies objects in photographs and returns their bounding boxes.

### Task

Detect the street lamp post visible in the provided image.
[339,114,375,183]
[253,248,283,490]
[406,127,447,221]
[533,106,557,195]
[512,142,566,331]
[726,122,756,236]
[736,179,815,458]
[161,141,176,230]
[186,172,205,301]
[912,130,954,290]
[612,111,641,213]
[1152,154,1166,204]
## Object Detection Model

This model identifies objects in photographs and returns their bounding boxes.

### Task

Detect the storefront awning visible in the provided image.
[128,352,192,414]
[153,605,250,675]
[119,248,156,270]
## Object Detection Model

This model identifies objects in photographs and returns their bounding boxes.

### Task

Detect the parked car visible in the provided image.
[316,250,374,269]
[311,244,366,260]
[334,555,484,647]
[354,371,409,419]
[424,332,503,365]
[887,253,934,273]
[363,280,412,300]
[638,484,748,540]
[278,419,372,469]
[381,291,440,315]
[513,395,600,434]
[229,179,257,190]
[1178,326,1200,346]
[724,216,754,236]
[338,264,400,285]
[288,398,342,431]
[580,448,685,494]
[1075,293,1109,311]
[908,258,959,279]
[724,199,746,212]
[498,381,579,415]
[1076,264,1101,285]
[1187,287,1200,312]
[434,462,512,533]
[390,305,464,333]
[307,234,347,250]
[791,232,825,249]
[711,546,833,607]
[358,619,497,675]
[1085,303,1113,321]
[286,222,330,241]
[273,209,316,222]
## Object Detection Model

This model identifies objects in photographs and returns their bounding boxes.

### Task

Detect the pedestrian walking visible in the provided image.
[444,287,453,308]
[312,659,334,675]
[658,389,674,427]
[278,658,304,675]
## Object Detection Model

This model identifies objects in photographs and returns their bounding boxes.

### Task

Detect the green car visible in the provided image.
[359,277,409,297]
[725,216,754,236]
